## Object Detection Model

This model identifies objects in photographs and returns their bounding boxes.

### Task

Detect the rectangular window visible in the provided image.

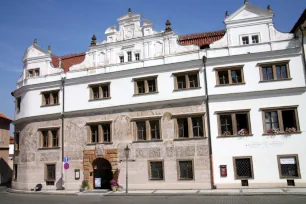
[119,56,124,63]
[14,164,18,180]
[216,67,244,85]
[39,129,59,148]
[252,35,259,44]
[89,83,110,100]
[176,115,205,138]
[134,77,158,95]
[46,164,56,181]
[218,111,251,136]
[134,119,162,141]
[88,123,112,144]
[178,160,194,180]
[174,71,200,90]
[135,53,140,61]
[242,36,249,45]
[14,132,20,151]
[42,90,60,106]
[233,157,254,179]
[259,62,290,81]
[263,107,299,134]
[136,121,146,140]
[91,125,99,143]
[16,97,21,112]
[27,68,40,78]
[127,51,132,62]
[278,155,300,178]
[149,161,164,180]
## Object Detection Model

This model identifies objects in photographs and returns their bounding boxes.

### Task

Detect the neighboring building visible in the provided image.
[11,1,306,191]
[0,113,13,185]
[8,137,14,169]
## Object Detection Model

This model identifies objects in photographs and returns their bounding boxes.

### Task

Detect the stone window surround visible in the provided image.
[27,68,40,78]
[257,60,291,82]
[215,109,252,137]
[86,121,113,144]
[177,159,195,181]
[277,154,301,179]
[16,97,21,113]
[214,65,245,86]
[260,106,300,135]
[44,163,56,182]
[172,112,206,139]
[133,75,158,96]
[131,116,162,142]
[41,90,60,107]
[13,164,18,181]
[148,160,164,181]
[38,127,60,149]
[14,131,20,151]
[232,156,254,180]
[88,82,111,101]
[173,70,201,91]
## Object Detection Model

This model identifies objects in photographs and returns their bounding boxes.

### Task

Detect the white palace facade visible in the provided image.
[11,2,306,190]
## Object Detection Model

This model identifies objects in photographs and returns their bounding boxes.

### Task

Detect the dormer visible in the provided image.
[142,19,154,36]
[211,1,294,48]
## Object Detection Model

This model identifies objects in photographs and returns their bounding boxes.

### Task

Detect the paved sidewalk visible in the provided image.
[7,188,306,196]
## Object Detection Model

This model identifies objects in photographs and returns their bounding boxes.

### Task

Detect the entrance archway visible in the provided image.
[92,158,113,189]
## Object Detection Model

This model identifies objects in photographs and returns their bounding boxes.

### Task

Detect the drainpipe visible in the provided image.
[58,77,66,190]
[202,56,215,189]
[298,26,306,78]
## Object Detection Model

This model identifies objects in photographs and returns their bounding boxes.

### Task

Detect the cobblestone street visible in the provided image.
[1,192,306,204]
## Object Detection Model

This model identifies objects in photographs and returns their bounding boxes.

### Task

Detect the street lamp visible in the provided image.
[124,145,130,193]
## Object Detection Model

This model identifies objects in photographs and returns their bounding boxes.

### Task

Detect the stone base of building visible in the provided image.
[216,181,306,189]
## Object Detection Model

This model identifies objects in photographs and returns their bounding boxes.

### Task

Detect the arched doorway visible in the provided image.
[92,158,113,189]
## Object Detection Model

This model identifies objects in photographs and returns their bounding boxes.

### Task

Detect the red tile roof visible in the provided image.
[52,53,86,72]
[0,113,12,121]
[178,30,226,48]
[10,136,14,144]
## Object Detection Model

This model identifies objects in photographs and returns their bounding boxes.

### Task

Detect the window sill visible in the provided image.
[279,176,301,179]
[89,97,111,102]
[217,134,253,138]
[259,78,292,83]
[133,92,159,97]
[173,87,201,92]
[133,140,163,143]
[262,131,302,136]
[41,104,60,108]
[38,147,60,150]
[215,83,246,87]
[86,142,113,146]
[173,137,207,141]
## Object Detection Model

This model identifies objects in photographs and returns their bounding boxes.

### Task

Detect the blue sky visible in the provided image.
[0,0,304,130]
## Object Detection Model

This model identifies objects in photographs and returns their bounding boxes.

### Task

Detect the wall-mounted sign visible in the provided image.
[220,165,227,177]
[75,169,80,180]
[95,178,101,188]
[64,162,69,170]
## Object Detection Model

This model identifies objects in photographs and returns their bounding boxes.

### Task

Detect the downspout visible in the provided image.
[202,56,215,189]
[298,26,306,76]
[59,76,66,190]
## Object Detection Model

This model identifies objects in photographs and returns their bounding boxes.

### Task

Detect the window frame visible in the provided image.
[240,34,260,45]
[216,110,252,137]
[119,56,124,63]
[133,76,158,95]
[41,90,60,107]
[14,164,18,181]
[173,70,200,91]
[148,160,164,181]
[215,66,245,86]
[45,163,56,182]
[173,114,206,139]
[16,97,21,113]
[277,154,301,179]
[14,132,20,151]
[39,128,60,149]
[261,106,300,134]
[258,61,291,82]
[132,118,162,141]
[87,122,112,144]
[177,159,194,181]
[135,53,140,61]
[89,82,111,101]
[233,156,254,180]
[127,51,132,62]
[27,68,40,78]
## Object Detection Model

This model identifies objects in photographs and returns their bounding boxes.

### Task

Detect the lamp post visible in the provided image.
[124,145,130,194]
